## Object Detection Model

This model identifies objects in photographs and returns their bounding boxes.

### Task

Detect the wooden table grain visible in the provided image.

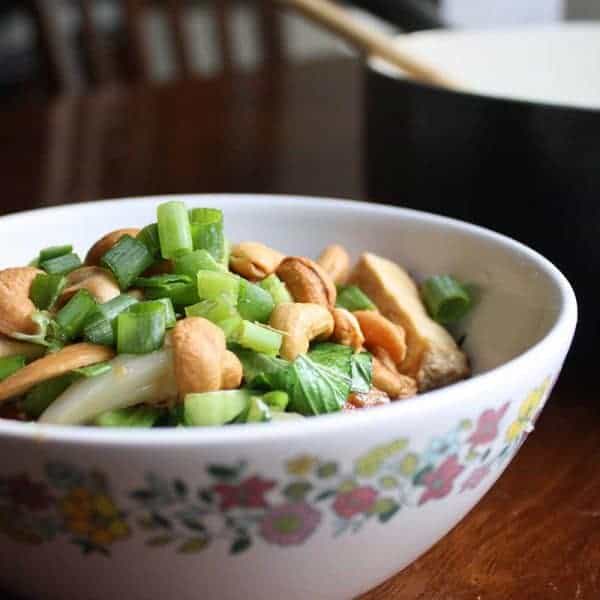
[0,58,597,600]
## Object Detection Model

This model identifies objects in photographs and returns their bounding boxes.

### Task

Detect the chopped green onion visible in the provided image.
[40,252,81,276]
[235,321,282,355]
[12,311,54,347]
[39,245,73,262]
[157,201,193,259]
[137,224,162,259]
[336,285,376,311]
[421,275,472,324]
[245,397,271,423]
[175,249,224,278]
[22,374,75,418]
[218,316,244,339]
[135,274,191,288]
[262,390,289,412]
[184,389,252,426]
[94,406,162,428]
[238,280,274,323]
[83,294,139,346]
[101,235,154,290]
[129,299,175,327]
[30,273,66,310]
[270,412,305,422]
[152,298,176,328]
[197,270,240,303]
[135,274,199,307]
[189,208,225,262]
[116,305,166,354]
[260,274,292,305]
[0,355,26,381]
[72,362,112,378]
[185,297,237,323]
[55,290,97,342]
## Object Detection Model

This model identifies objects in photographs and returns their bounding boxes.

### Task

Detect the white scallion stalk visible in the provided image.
[39,350,177,425]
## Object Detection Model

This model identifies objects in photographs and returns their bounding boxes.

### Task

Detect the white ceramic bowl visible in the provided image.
[0,195,576,600]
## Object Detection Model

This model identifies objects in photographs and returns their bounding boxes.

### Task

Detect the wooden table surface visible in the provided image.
[1,58,598,600]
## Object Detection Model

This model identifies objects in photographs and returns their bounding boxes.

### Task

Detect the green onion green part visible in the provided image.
[39,252,82,276]
[189,208,225,262]
[39,245,73,262]
[116,305,166,354]
[262,390,289,412]
[260,274,292,305]
[185,297,237,323]
[72,362,112,378]
[83,294,139,346]
[94,406,162,428]
[421,275,472,324]
[197,270,240,303]
[30,273,66,311]
[157,201,193,259]
[101,235,154,290]
[0,355,26,381]
[184,389,252,426]
[336,285,376,312]
[245,397,272,423]
[174,248,224,279]
[22,374,76,419]
[55,290,97,342]
[235,321,282,355]
[136,274,199,307]
[237,279,274,323]
[136,224,162,259]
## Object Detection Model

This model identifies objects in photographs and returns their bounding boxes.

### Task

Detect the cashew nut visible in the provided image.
[317,244,351,285]
[0,343,115,404]
[0,267,44,337]
[171,317,243,399]
[230,242,285,281]
[269,302,334,360]
[354,310,407,368]
[0,334,45,360]
[58,267,120,306]
[331,308,364,350]
[372,348,417,400]
[276,257,337,307]
[85,228,141,266]
[344,389,390,411]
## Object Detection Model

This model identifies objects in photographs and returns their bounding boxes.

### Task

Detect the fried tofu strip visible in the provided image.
[349,253,469,391]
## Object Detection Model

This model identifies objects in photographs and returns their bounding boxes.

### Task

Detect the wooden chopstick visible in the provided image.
[279,0,458,89]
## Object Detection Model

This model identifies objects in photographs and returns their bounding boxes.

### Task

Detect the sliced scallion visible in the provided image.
[238,279,274,323]
[40,252,82,276]
[72,362,112,378]
[116,305,166,355]
[197,270,239,303]
[157,201,193,259]
[135,274,199,307]
[189,208,225,262]
[0,355,26,381]
[30,273,66,311]
[185,297,237,323]
[22,374,76,418]
[137,224,162,259]
[421,275,472,324]
[184,389,252,426]
[55,290,97,342]
[101,235,154,290]
[262,390,289,412]
[235,321,282,355]
[83,294,139,346]
[39,244,73,262]
[336,285,376,312]
[174,249,224,279]
[94,406,162,428]
[260,274,292,305]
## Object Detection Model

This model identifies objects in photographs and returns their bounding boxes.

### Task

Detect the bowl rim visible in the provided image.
[366,22,600,114]
[0,194,578,447]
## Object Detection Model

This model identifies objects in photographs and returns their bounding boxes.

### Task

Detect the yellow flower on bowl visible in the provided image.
[505,379,550,443]
[286,455,318,476]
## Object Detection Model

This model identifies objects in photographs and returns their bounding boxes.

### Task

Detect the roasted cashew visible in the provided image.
[276,257,337,307]
[0,267,43,337]
[85,228,141,266]
[269,302,334,360]
[354,310,407,368]
[230,242,285,281]
[59,267,120,306]
[0,343,115,404]
[171,317,243,399]
[317,244,351,285]
[0,334,45,360]
[372,348,417,400]
[331,308,364,350]
[344,389,390,411]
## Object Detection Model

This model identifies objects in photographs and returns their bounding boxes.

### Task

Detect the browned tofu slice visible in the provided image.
[349,253,469,391]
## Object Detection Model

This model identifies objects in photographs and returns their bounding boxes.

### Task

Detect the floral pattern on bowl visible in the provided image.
[0,378,551,556]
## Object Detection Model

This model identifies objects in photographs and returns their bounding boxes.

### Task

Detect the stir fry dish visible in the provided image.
[0,201,471,427]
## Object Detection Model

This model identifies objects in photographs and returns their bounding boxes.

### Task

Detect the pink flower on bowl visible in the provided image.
[418,456,464,506]
[460,465,491,493]
[3,475,54,511]
[333,486,378,519]
[468,403,509,447]
[260,503,321,546]
[213,476,276,511]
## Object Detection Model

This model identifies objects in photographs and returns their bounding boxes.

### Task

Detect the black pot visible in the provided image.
[365,24,600,371]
